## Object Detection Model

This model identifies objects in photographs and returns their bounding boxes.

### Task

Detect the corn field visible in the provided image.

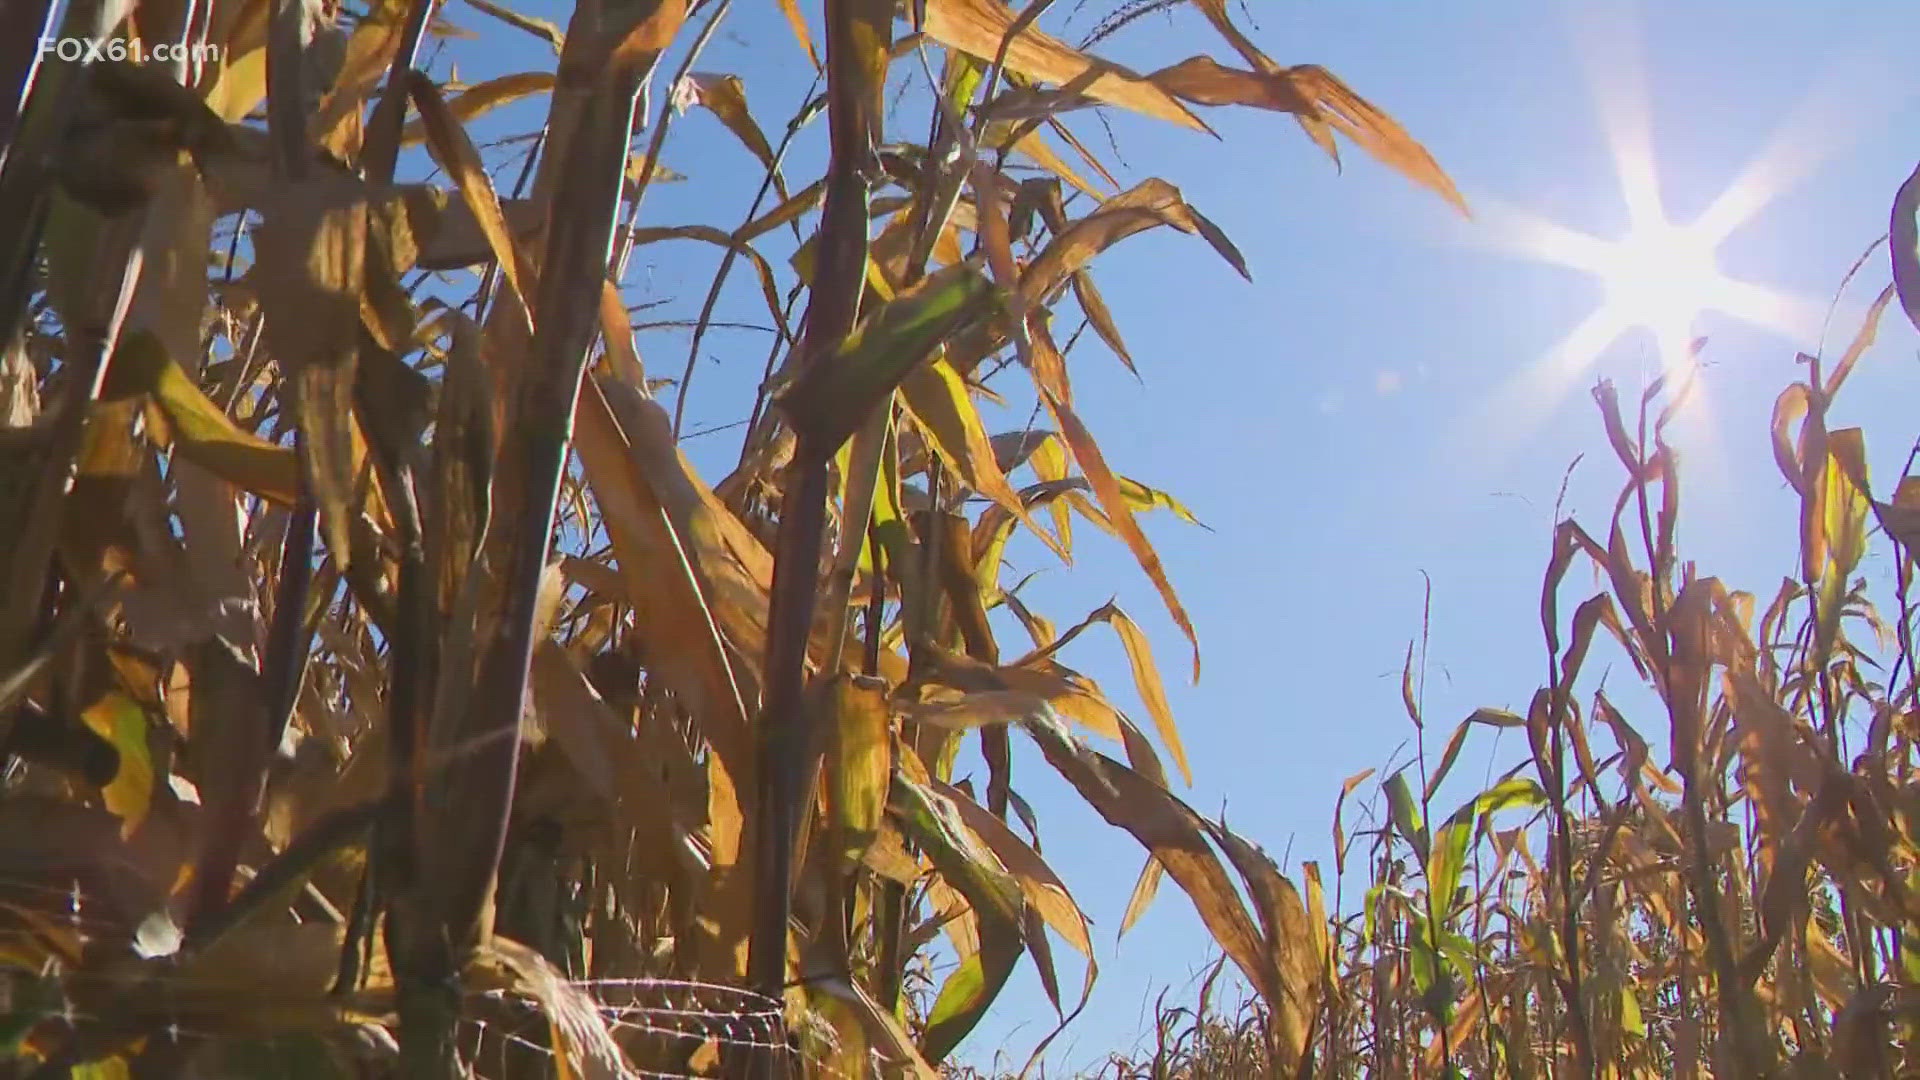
[1,0,1917,1077]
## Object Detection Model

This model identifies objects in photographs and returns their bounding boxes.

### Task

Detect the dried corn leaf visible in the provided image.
[933,778,1091,958]
[918,0,1205,131]
[251,175,370,563]
[1044,389,1199,680]
[899,355,1063,560]
[398,71,554,147]
[1894,158,1920,332]
[476,937,640,1080]
[1022,179,1249,313]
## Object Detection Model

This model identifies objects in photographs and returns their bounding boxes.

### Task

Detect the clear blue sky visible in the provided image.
[444,0,1920,1070]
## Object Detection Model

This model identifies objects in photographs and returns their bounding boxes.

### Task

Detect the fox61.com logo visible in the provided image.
[39,38,221,64]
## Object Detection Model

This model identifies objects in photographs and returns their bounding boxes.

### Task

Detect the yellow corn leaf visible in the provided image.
[79,692,153,838]
[1119,476,1207,528]
[891,775,1023,1059]
[1099,603,1189,786]
[1823,428,1870,580]
[113,331,300,505]
[828,673,893,863]
[204,46,267,122]
[812,977,939,1078]
[900,357,1065,562]
[1119,856,1163,937]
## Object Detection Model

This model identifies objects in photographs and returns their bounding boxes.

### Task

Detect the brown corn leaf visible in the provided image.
[251,175,370,564]
[672,72,782,194]
[1022,713,1279,1018]
[987,122,1109,201]
[311,0,412,157]
[1044,388,1199,680]
[600,0,690,72]
[925,510,998,663]
[597,376,905,684]
[1825,283,1896,399]
[909,686,1120,743]
[414,194,546,270]
[1894,157,1920,333]
[1878,475,1920,549]
[917,645,1125,742]
[407,71,539,328]
[588,378,754,684]
[737,178,827,243]
[425,308,494,607]
[1332,766,1376,875]
[464,0,566,53]
[1093,602,1187,785]
[1203,818,1322,1069]
[1071,267,1135,375]
[1022,178,1248,316]
[632,224,787,337]
[772,0,822,68]
[934,778,1092,958]
[528,642,698,870]
[1151,57,1466,215]
[918,0,1207,131]
[398,71,555,147]
[574,379,755,969]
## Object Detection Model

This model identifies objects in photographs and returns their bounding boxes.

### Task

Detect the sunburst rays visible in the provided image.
[1448,3,1900,477]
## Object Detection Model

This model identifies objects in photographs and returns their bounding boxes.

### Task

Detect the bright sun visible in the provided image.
[1455,3,1862,462]
[1591,220,1723,364]
[1486,152,1806,392]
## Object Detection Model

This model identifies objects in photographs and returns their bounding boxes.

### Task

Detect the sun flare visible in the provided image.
[1590,219,1723,366]
[1486,158,1812,399]
[1446,3,1880,474]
